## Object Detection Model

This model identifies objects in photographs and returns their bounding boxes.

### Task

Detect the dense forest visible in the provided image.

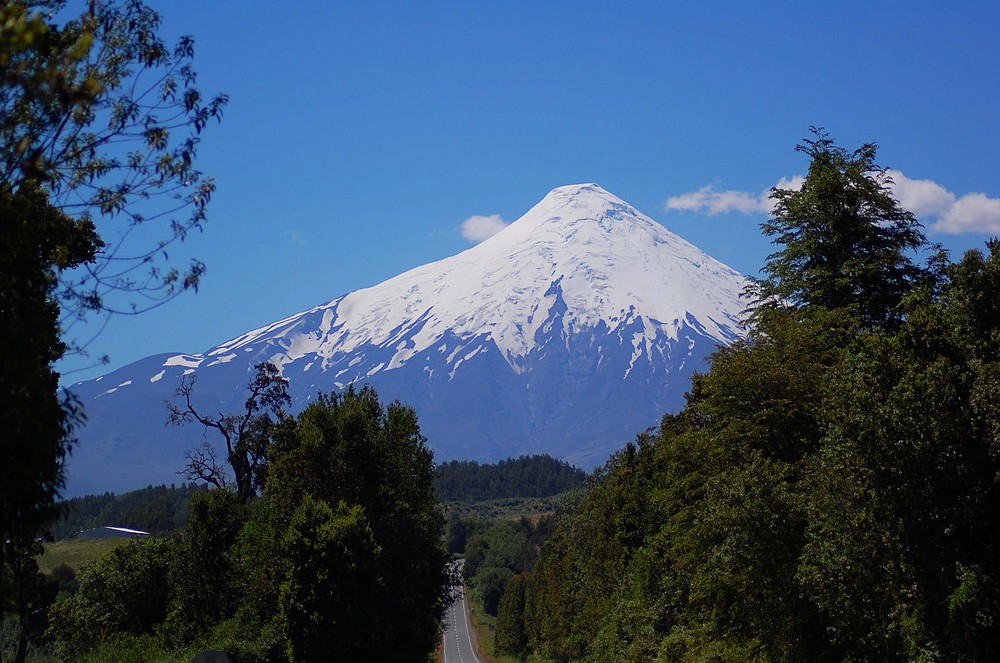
[435,455,587,501]
[50,484,205,539]
[482,133,1000,662]
[463,517,554,617]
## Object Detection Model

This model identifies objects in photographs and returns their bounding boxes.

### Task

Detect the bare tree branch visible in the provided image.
[178,442,227,490]
[165,362,289,502]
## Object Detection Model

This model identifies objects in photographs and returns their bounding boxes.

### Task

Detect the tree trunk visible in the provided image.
[14,616,29,663]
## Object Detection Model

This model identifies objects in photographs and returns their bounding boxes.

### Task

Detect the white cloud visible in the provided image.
[665,170,1000,235]
[885,170,955,217]
[665,183,776,216]
[460,214,510,243]
[662,187,711,212]
[937,193,1000,234]
[704,189,769,215]
[775,175,805,192]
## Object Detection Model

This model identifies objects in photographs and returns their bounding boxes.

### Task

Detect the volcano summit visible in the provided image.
[67,183,749,495]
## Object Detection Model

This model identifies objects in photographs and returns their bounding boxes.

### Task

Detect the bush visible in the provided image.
[48,539,170,659]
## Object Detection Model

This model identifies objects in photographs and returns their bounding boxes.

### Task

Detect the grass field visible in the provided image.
[37,537,132,574]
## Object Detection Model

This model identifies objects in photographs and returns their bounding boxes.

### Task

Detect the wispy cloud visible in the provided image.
[665,186,771,215]
[664,176,804,216]
[665,171,1000,235]
[285,230,305,246]
[460,214,510,243]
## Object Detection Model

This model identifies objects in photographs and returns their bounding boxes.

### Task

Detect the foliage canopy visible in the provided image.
[506,134,1000,662]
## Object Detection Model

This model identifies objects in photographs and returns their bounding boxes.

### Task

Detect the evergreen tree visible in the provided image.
[757,128,928,328]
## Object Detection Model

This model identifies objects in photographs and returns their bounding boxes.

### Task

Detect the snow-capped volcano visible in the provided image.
[66,184,748,496]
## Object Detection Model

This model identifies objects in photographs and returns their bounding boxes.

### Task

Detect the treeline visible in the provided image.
[434,454,587,501]
[51,483,205,539]
[11,386,449,662]
[489,133,1000,661]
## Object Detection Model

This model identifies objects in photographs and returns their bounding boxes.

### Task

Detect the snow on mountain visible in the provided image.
[65,183,749,496]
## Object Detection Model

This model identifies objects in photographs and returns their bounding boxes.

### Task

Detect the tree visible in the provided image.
[798,242,1000,660]
[434,455,587,501]
[2,1,227,332]
[0,184,98,612]
[1,542,56,663]
[266,387,451,660]
[480,566,514,616]
[278,496,382,663]
[521,458,628,661]
[48,538,171,660]
[167,362,290,503]
[496,574,530,660]
[163,489,246,642]
[520,308,861,662]
[514,130,999,661]
[2,0,223,636]
[756,128,928,328]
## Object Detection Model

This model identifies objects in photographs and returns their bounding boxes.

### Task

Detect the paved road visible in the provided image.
[443,562,484,663]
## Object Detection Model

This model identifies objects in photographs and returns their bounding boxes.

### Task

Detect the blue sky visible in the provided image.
[61,0,1000,383]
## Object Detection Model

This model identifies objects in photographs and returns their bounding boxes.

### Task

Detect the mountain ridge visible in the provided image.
[66,183,748,496]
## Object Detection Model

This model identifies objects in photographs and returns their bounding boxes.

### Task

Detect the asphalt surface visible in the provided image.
[443,562,484,663]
